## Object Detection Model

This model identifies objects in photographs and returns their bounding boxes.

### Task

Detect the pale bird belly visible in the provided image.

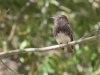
[55,32,71,44]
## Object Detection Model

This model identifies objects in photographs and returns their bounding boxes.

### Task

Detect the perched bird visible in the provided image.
[51,15,73,53]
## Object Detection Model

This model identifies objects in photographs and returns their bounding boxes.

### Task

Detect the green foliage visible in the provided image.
[0,0,100,75]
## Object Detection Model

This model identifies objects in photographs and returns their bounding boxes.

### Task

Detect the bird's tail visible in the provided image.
[67,46,73,53]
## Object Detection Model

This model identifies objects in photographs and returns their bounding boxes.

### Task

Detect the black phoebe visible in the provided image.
[51,15,73,53]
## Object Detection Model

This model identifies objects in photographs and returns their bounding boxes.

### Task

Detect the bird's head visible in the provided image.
[50,15,69,25]
[50,15,68,20]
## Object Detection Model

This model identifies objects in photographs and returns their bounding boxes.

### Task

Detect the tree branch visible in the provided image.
[0,35,100,57]
[0,59,23,75]
[7,0,33,41]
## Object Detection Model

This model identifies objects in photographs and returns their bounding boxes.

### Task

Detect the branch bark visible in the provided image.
[0,35,100,57]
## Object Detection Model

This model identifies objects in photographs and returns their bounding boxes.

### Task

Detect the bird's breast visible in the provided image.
[55,31,71,44]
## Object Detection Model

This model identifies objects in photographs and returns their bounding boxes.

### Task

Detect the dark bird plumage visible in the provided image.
[51,15,73,53]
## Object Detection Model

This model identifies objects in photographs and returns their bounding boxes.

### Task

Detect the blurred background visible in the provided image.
[0,0,100,75]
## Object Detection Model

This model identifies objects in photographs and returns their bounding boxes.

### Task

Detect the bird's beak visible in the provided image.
[50,17,55,20]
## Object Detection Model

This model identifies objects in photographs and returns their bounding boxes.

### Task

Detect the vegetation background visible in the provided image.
[0,0,100,75]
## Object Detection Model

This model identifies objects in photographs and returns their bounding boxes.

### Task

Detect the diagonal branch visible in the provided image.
[0,35,100,57]
[0,9,10,23]
[51,0,71,12]
[7,0,33,41]
[0,59,23,75]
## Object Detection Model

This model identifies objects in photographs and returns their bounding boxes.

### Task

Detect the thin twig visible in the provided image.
[80,29,98,39]
[0,58,24,75]
[80,23,100,40]
[0,9,10,22]
[4,9,10,15]
[0,35,100,57]
[96,22,100,37]
[51,0,71,12]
